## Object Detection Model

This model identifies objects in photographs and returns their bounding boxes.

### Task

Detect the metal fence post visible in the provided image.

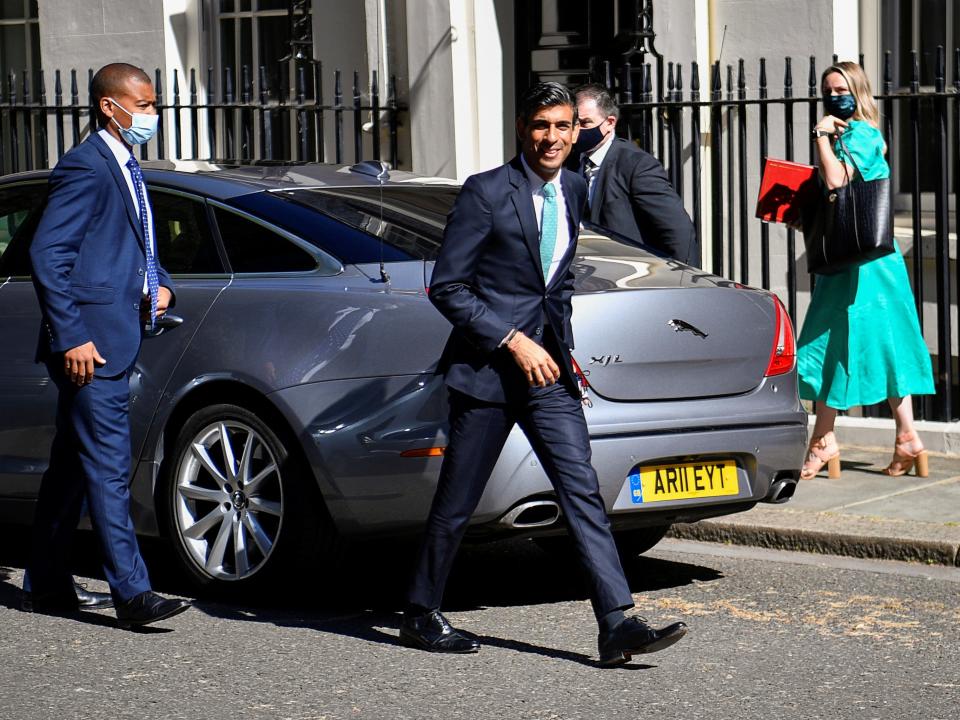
[737,59,748,285]
[709,61,724,276]
[353,70,362,163]
[690,61,702,253]
[783,57,797,321]
[933,46,953,419]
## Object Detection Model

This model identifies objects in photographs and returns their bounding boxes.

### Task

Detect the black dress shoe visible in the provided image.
[597,617,688,667]
[73,582,114,609]
[399,610,480,654]
[115,591,191,629]
[21,582,113,613]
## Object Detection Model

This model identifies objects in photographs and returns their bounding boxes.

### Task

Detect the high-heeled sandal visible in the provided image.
[882,432,929,477]
[800,433,841,480]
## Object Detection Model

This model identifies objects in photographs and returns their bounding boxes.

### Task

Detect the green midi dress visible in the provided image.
[796,120,935,410]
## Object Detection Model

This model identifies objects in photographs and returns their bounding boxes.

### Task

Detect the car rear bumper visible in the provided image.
[469,417,808,535]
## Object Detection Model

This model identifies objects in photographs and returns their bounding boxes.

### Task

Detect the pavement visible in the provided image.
[669,442,960,567]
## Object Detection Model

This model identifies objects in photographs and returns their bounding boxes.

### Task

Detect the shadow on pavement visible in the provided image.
[0,522,717,665]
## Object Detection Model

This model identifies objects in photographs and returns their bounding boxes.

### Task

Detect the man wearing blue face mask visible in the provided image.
[24,63,190,628]
[571,83,699,267]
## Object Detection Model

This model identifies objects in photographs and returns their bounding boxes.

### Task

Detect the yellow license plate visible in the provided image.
[628,460,739,504]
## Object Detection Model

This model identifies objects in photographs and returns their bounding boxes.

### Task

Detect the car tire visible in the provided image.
[534,525,670,564]
[162,403,333,593]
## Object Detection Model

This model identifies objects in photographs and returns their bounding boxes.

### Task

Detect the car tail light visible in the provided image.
[400,447,445,458]
[764,294,796,377]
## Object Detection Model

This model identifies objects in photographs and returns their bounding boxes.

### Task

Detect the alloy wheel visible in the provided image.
[173,420,284,581]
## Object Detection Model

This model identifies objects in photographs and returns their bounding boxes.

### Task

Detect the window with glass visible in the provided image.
[279,187,460,261]
[0,182,46,278]
[213,206,323,274]
[150,190,225,275]
[216,0,311,101]
[0,1,41,174]
[0,0,39,86]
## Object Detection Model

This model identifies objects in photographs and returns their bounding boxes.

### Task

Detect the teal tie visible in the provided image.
[540,182,558,281]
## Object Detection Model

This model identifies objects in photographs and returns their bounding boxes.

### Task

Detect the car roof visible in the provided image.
[0,161,460,202]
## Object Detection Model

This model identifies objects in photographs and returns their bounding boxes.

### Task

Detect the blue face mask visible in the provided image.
[824,94,857,120]
[108,98,158,145]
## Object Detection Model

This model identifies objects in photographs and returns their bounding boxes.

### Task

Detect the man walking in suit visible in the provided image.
[573,83,700,267]
[401,83,687,667]
[23,63,191,628]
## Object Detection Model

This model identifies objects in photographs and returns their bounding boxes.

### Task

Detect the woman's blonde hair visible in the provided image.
[821,61,880,128]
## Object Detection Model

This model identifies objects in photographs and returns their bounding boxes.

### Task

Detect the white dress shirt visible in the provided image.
[583,130,615,206]
[97,128,155,294]
[520,154,570,286]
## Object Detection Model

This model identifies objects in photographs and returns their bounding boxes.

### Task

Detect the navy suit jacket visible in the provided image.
[430,156,587,403]
[30,133,173,376]
[584,137,700,267]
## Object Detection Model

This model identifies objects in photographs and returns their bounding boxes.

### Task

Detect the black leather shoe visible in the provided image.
[399,610,480,653]
[73,582,114,609]
[21,581,113,613]
[116,591,191,629]
[597,617,688,667]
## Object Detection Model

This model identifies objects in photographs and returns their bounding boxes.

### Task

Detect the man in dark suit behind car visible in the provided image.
[573,83,700,267]
[400,82,688,667]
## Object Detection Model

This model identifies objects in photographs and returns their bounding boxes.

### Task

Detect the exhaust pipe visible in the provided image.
[500,500,561,529]
[763,475,798,504]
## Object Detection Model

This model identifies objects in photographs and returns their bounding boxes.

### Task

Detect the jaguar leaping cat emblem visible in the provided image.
[668,319,708,338]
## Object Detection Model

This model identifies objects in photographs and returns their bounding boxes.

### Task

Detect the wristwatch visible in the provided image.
[811,127,831,139]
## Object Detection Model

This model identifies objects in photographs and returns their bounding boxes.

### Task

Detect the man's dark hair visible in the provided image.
[573,82,620,120]
[90,63,152,126]
[517,82,578,125]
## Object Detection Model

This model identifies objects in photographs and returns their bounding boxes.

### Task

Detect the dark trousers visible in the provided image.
[407,382,634,621]
[26,362,151,603]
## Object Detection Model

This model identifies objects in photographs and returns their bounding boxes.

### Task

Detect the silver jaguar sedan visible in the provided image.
[0,161,806,592]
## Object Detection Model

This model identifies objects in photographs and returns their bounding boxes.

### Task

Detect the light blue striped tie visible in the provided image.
[540,182,557,281]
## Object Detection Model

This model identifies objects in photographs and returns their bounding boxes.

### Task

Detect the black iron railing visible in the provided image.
[599,48,959,422]
[0,63,405,173]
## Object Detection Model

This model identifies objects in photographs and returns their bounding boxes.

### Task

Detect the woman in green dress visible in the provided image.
[798,61,935,479]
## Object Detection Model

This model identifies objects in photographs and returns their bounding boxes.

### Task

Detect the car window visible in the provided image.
[150,189,225,275]
[213,206,331,274]
[0,183,47,278]
[279,186,459,261]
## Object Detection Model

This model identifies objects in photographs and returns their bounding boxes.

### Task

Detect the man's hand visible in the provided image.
[141,286,173,323]
[156,286,172,317]
[63,341,106,386]
[507,331,560,387]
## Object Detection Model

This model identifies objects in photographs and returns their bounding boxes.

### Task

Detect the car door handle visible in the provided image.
[144,313,184,338]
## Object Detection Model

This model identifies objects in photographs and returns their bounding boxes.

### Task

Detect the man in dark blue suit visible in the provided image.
[401,83,687,666]
[23,63,190,628]
[573,83,700,267]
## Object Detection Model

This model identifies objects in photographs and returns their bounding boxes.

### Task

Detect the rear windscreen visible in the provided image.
[279,186,459,261]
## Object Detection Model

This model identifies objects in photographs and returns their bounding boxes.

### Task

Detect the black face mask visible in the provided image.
[573,125,606,153]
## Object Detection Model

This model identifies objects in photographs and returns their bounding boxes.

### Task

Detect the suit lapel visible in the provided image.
[89,133,146,250]
[508,157,545,285]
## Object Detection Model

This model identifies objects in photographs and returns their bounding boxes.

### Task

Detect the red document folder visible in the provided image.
[755,158,818,225]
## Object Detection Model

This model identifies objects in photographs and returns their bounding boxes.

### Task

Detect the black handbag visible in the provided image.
[801,131,895,275]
